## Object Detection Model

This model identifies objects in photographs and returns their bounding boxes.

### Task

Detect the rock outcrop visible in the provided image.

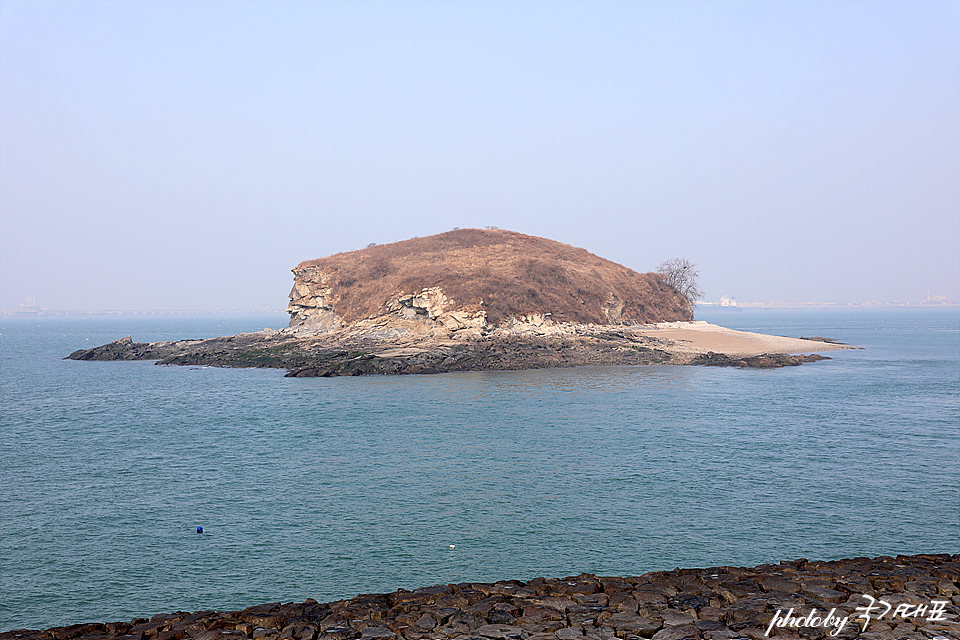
[5,554,958,640]
[691,352,831,368]
[67,336,205,361]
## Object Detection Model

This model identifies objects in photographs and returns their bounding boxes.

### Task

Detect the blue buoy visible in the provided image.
[197,526,203,534]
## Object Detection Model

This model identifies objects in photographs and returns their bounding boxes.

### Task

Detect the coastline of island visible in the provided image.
[64,230,858,374]
[65,320,854,375]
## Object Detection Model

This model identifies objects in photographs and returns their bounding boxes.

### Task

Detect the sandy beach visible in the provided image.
[635,321,855,357]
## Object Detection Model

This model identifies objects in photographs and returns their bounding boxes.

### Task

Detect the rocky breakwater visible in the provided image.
[5,554,958,640]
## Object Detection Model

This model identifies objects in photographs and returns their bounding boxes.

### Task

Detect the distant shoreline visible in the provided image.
[2,309,288,317]
[5,303,957,317]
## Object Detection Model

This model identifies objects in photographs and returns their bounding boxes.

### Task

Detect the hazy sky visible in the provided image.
[2,0,958,310]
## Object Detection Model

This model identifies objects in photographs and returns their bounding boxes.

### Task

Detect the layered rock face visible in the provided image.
[286,229,692,333]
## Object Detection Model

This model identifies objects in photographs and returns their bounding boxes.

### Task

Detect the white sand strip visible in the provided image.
[634,321,855,357]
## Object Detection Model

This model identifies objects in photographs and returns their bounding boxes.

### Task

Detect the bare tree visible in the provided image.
[656,258,703,307]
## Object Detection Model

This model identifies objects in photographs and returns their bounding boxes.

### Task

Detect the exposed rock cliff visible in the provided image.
[286,229,692,332]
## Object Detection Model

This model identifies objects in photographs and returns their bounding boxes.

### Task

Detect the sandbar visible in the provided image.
[636,321,854,356]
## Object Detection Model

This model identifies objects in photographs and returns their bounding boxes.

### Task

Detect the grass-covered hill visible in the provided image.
[291,228,692,327]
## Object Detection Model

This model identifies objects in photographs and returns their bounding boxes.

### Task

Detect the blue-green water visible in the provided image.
[1,309,958,631]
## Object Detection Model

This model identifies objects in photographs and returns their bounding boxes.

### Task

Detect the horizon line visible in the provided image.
[3,300,958,316]
[1,308,289,315]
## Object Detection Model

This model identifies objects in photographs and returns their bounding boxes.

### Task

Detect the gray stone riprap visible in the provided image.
[5,554,959,640]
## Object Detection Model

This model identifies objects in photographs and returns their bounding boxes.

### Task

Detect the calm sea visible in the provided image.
[1,309,958,632]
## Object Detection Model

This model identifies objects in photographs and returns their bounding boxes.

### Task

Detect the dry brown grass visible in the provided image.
[295,228,692,325]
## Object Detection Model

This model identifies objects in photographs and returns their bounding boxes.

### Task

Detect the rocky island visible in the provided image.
[67,229,852,374]
[4,553,958,640]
